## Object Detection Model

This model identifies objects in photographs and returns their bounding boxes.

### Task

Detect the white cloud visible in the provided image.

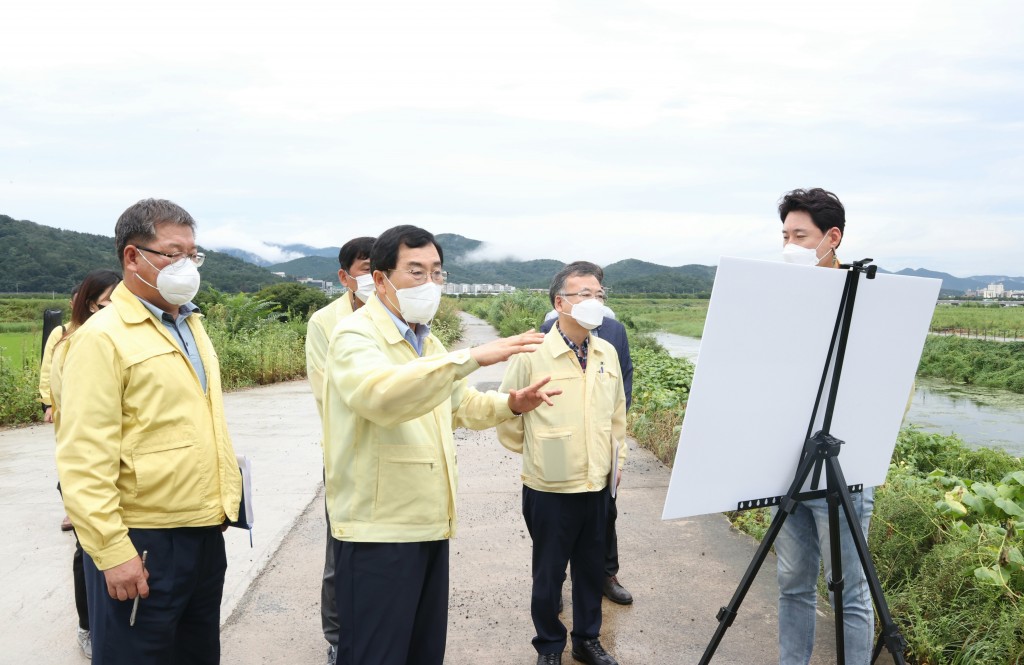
[1,1,1023,277]
[198,224,306,264]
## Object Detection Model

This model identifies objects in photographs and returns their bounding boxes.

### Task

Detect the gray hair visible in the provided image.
[114,198,196,267]
[548,260,604,306]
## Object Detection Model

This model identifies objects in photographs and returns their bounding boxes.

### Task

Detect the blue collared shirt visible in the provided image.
[136,297,208,393]
[383,306,431,357]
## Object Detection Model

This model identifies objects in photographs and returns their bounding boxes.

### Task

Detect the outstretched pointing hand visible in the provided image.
[470,330,546,367]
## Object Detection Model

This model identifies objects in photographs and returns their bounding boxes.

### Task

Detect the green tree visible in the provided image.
[255,282,330,321]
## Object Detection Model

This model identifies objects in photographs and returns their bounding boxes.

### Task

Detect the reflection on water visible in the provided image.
[653,332,701,364]
[907,378,1024,456]
[654,332,1024,457]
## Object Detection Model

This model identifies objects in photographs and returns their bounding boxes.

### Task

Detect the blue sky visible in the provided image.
[1,0,1022,276]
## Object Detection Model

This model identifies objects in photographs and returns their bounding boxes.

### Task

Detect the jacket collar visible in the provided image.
[364,294,408,347]
[112,281,200,326]
[544,324,588,359]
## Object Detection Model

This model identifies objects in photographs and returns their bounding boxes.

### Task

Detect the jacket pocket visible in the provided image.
[530,428,585,483]
[127,425,206,512]
[374,444,442,524]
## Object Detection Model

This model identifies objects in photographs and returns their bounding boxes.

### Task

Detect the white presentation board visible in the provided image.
[662,257,941,520]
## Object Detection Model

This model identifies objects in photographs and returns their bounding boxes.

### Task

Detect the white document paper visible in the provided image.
[662,257,940,519]
[234,454,254,529]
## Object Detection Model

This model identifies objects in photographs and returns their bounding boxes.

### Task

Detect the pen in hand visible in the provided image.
[129,550,148,627]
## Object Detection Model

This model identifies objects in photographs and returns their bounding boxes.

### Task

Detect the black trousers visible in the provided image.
[605,494,619,577]
[523,486,609,655]
[333,539,449,665]
[58,482,89,630]
[84,526,226,665]
[322,474,339,648]
[73,531,89,630]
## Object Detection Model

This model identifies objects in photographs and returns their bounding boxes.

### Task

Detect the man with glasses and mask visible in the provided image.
[498,261,627,665]
[323,225,562,665]
[540,262,634,608]
[775,188,874,665]
[55,198,241,665]
[305,235,375,665]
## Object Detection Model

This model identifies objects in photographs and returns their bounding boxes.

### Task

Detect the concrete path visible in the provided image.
[1,312,875,663]
[0,381,324,662]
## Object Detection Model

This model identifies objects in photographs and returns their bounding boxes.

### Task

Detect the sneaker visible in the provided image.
[327,644,338,665]
[77,627,92,659]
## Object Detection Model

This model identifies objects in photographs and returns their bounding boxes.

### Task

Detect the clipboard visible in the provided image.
[226,454,254,546]
[609,438,620,499]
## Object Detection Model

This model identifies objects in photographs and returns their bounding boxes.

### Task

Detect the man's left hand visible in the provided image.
[508,376,562,415]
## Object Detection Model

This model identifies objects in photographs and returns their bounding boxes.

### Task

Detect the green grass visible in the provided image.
[0,296,69,325]
[932,303,1024,338]
[609,297,709,338]
[0,331,40,367]
[918,336,1024,393]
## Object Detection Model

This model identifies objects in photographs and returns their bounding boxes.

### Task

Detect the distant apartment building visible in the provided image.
[442,283,516,295]
[982,283,1006,299]
[296,277,338,296]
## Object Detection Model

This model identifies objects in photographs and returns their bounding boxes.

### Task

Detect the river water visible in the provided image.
[653,332,1024,456]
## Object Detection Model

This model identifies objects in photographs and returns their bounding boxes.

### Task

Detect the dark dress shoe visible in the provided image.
[537,652,562,664]
[603,576,633,605]
[571,638,618,665]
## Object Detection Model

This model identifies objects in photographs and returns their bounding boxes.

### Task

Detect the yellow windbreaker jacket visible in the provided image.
[497,327,627,493]
[306,293,356,421]
[38,325,63,406]
[323,296,514,543]
[54,283,241,570]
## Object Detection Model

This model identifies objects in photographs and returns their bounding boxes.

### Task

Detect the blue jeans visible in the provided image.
[774,486,875,665]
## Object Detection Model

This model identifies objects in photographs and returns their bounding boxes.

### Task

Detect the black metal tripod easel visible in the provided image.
[698,259,908,665]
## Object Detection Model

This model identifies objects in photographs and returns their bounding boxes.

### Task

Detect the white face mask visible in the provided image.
[385,275,442,324]
[353,273,376,303]
[562,297,605,331]
[782,233,833,267]
[137,252,201,306]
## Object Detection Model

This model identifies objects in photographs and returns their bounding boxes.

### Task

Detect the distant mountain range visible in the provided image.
[253,239,1021,297]
[882,268,1024,295]
[2,212,1019,296]
[0,214,285,293]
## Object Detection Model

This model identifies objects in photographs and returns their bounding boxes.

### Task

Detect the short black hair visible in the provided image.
[549,261,604,306]
[338,237,375,272]
[114,199,196,268]
[778,188,846,237]
[370,225,443,274]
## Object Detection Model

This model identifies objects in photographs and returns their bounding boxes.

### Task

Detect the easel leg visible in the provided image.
[699,449,823,665]
[828,458,908,665]
[825,458,848,665]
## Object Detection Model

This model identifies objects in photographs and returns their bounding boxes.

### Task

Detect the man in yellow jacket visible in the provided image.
[55,199,241,665]
[323,225,560,665]
[305,235,374,665]
[498,261,627,665]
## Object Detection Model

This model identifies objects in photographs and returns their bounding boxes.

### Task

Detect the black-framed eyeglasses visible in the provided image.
[136,245,206,267]
[389,268,447,285]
